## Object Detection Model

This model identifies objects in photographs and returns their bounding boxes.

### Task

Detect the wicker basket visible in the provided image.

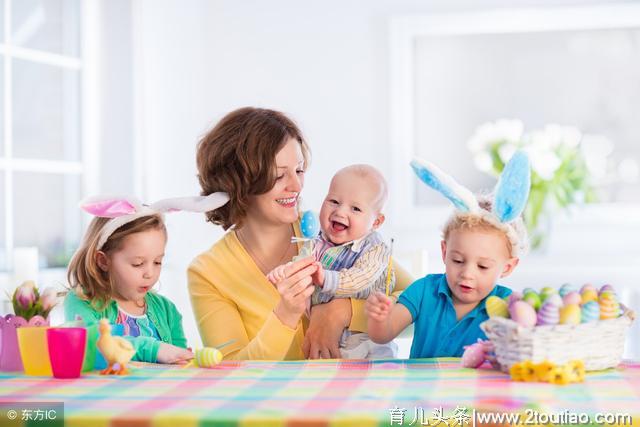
[480,307,635,372]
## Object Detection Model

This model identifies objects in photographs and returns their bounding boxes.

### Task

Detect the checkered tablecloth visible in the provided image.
[1,358,639,426]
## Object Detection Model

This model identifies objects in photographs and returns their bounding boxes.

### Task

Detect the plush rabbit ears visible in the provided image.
[410,151,531,223]
[80,192,229,249]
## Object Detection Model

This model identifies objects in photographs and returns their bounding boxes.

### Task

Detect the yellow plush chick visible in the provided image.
[97,319,136,375]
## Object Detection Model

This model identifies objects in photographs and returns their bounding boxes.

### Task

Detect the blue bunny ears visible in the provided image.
[410,151,531,224]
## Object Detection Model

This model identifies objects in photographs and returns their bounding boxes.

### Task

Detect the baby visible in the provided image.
[268,164,396,358]
[366,152,530,359]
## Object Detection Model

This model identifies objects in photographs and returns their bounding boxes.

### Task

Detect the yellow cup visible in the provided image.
[17,326,52,376]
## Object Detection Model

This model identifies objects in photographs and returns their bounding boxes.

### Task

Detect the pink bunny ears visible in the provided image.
[80,192,230,249]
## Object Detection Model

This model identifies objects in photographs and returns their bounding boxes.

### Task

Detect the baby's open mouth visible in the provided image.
[331,220,348,232]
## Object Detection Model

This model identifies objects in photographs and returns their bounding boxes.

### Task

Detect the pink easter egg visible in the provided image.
[562,291,582,306]
[509,301,537,328]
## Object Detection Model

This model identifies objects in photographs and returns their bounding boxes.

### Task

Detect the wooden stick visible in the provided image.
[385,238,395,296]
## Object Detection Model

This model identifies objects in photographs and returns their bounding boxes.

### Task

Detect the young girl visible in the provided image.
[65,194,228,364]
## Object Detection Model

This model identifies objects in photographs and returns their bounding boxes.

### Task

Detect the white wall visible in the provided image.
[129,0,640,352]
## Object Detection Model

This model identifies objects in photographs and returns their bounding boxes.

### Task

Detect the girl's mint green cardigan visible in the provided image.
[64,291,188,363]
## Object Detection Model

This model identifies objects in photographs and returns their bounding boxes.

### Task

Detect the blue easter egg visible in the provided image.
[300,210,320,238]
[559,283,575,298]
[581,301,600,323]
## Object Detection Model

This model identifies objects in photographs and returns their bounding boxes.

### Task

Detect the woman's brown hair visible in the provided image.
[196,107,310,230]
[67,215,166,309]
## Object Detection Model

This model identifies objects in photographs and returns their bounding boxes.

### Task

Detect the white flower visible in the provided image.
[524,145,561,180]
[498,143,518,163]
[473,151,494,174]
[467,119,523,153]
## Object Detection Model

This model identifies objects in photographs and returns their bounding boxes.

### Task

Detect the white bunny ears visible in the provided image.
[410,151,531,256]
[80,193,230,249]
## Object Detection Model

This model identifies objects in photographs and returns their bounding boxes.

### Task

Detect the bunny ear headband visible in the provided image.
[410,151,531,256]
[80,192,230,250]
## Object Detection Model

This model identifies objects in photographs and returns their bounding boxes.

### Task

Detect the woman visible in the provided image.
[188,107,411,360]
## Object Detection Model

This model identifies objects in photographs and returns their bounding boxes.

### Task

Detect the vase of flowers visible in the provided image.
[0,281,58,372]
[467,120,599,250]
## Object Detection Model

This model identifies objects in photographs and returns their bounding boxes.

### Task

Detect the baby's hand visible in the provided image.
[156,343,194,364]
[365,291,393,322]
[311,262,325,286]
[267,262,292,285]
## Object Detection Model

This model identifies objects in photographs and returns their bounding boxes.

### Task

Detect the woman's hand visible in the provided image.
[156,343,194,364]
[303,298,352,359]
[273,256,317,329]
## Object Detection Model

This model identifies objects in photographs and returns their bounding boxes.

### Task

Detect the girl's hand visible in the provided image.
[273,256,317,328]
[311,262,325,286]
[157,343,194,364]
[365,292,393,322]
[303,298,351,359]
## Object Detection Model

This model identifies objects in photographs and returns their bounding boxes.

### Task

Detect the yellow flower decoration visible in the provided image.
[549,365,571,385]
[510,362,525,381]
[567,360,585,383]
[521,361,538,382]
[533,360,555,383]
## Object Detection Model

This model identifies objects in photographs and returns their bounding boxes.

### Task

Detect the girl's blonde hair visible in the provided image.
[67,214,166,309]
[442,195,529,258]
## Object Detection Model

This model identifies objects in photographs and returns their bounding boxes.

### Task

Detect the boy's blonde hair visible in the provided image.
[442,195,529,258]
[67,215,166,309]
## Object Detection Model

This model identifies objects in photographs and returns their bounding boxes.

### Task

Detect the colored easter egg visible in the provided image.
[599,296,620,320]
[537,301,560,326]
[522,287,536,295]
[510,301,537,327]
[300,210,320,238]
[581,301,600,323]
[562,291,582,306]
[559,304,581,325]
[580,283,597,294]
[598,290,617,301]
[486,296,509,318]
[539,287,557,303]
[599,284,615,295]
[194,347,223,368]
[545,294,563,308]
[559,283,575,297]
[508,291,523,307]
[522,292,541,311]
[581,289,598,305]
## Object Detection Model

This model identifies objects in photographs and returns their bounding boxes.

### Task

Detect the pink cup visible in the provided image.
[47,327,87,379]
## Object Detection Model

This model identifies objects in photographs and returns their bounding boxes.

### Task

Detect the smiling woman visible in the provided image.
[188,107,413,360]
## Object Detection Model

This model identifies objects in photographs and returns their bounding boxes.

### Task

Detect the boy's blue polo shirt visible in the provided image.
[398,273,511,358]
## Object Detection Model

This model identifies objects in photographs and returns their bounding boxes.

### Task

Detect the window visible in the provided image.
[1,0,84,272]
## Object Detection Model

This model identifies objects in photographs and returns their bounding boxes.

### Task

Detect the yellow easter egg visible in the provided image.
[486,295,509,318]
[599,299,620,320]
[195,347,223,368]
[581,289,598,304]
[559,304,581,325]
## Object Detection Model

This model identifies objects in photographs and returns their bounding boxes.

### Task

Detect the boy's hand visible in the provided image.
[267,262,292,285]
[157,343,194,364]
[365,291,393,322]
[311,262,325,286]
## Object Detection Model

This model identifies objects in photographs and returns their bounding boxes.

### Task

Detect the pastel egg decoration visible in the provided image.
[599,284,615,295]
[486,296,509,318]
[598,295,620,320]
[598,290,616,301]
[522,291,541,311]
[545,294,564,308]
[193,347,223,368]
[539,287,558,303]
[558,283,575,298]
[559,304,581,325]
[562,291,582,307]
[510,301,537,327]
[581,289,599,305]
[508,292,523,307]
[300,210,320,238]
[581,301,600,323]
[537,301,560,326]
[580,283,597,294]
[522,287,536,296]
